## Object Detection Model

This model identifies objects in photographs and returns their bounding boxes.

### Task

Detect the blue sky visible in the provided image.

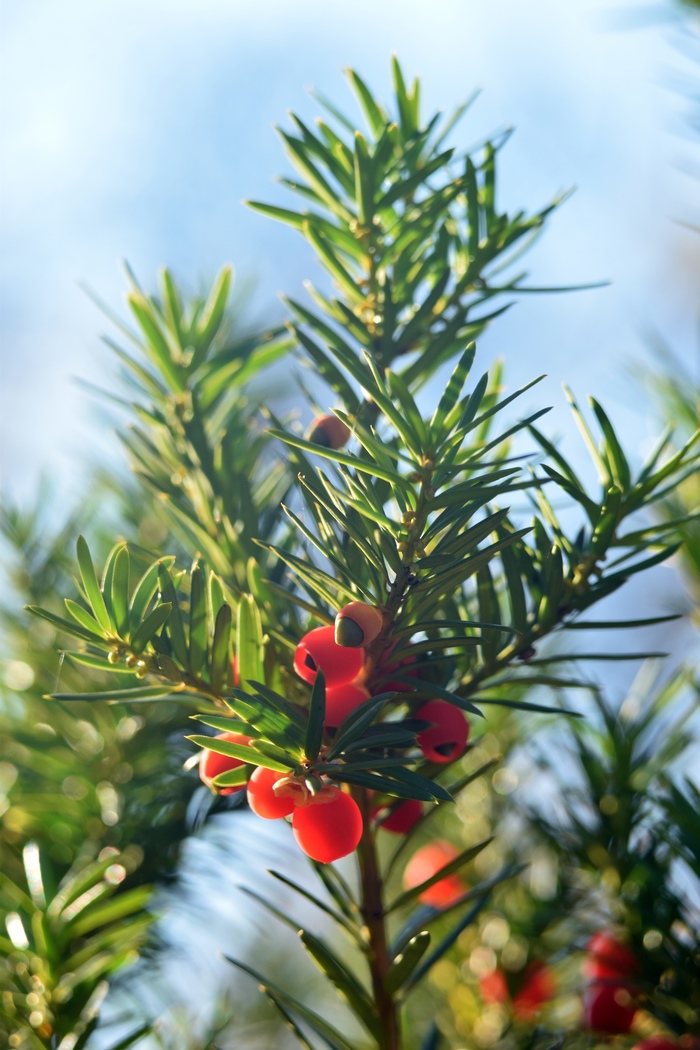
[1,0,698,500]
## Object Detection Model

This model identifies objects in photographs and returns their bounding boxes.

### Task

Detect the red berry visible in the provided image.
[307,413,350,450]
[584,931,638,980]
[293,626,364,687]
[199,731,251,796]
[372,798,423,834]
[325,683,370,729]
[292,788,363,863]
[480,970,509,1004]
[335,602,385,647]
[415,700,469,763]
[246,766,296,820]
[582,982,637,1033]
[512,961,556,1020]
[403,840,466,907]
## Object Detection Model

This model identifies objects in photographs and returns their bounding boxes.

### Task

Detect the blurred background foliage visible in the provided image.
[408,353,700,1045]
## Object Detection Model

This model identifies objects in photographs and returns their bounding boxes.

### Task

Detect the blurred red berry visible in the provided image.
[582,982,637,1033]
[584,931,638,980]
[325,683,370,729]
[307,413,350,450]
[480,969,509,1004]
[199,731,251,796]
[403,840,466,907]
[292,788,363,863]
[372,798,423,834]
[293,626,364,686]
[415,699,469,763]
[512,961,556,1020]
[481,962,555,1020]
[246,765,296,820]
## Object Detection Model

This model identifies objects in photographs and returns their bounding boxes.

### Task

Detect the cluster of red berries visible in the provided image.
[581,932,693,1049]
[581,931,639,1032]
[198,607,470,864]
[295,618,470,760]
[200,732,363,863]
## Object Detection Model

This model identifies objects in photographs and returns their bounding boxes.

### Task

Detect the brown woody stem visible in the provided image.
[355,788,401,1050]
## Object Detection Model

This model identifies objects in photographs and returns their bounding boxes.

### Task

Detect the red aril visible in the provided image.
[584,931,637,980]
[293,626,364,686]
[373,798,423,834]
[582,982,637,1033]
[512,961,556,1020]
[246,765,296,820]
[415,700,469,763]
[325,683,370,729]
[292,787,363,863]
[335,601,385,648]
[199,731,251,796]
[403,840,466,907]
[480,970,509,1004]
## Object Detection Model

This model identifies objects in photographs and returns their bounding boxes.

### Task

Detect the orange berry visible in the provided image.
[292,787,363,863]
[372,798,423,834]
[293,625,364,686]
[199,731,251,796]
[334,601,385,648]
[480,970,509,1004]
[246,765,296,820]
[325,683,370,729]
[415,700,469,763]
[403,840,466,907]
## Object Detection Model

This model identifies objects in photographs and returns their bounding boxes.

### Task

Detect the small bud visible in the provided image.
[125,654,139,668]
[307,413,351,450]
[107,649,121,665]
[335,601,385,648]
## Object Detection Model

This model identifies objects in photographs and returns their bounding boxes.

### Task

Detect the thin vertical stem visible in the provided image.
[355,788,401,1050]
